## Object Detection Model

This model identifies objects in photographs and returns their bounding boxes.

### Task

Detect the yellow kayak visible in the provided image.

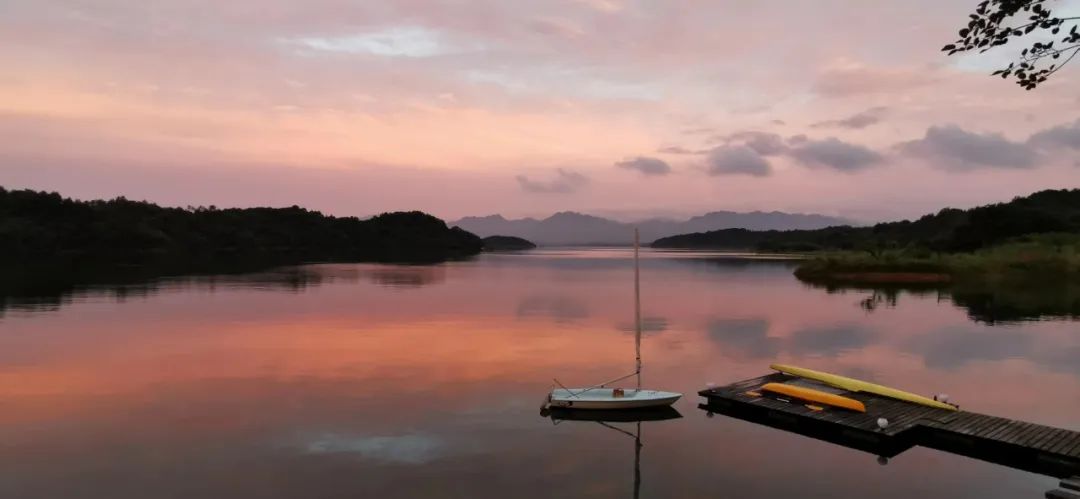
[761,382,866,412]
[770,364,958,411]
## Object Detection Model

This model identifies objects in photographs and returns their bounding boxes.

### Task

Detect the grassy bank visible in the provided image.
[794,234,1080,285]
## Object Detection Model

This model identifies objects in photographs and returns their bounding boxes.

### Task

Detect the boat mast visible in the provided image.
[634,228,642,391]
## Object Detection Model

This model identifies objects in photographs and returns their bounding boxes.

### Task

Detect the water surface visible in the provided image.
[1,249,1078,498]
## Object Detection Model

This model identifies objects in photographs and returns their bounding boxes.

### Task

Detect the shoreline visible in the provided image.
[791,243,1080,286]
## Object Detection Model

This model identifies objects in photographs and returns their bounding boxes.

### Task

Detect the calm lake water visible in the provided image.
[1,249,1078,498]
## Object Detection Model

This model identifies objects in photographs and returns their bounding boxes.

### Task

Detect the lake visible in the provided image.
[1,248,1078,498]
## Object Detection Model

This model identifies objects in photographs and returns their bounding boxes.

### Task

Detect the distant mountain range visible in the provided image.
[450,211,851,246]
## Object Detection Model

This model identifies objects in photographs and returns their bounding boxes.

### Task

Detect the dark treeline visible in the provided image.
[481,235,537,251]
[0,187,483,263]
[652,189,1080,252]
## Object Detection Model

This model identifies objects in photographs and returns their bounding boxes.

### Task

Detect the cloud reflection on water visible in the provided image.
[302,433,446,464]
[788,324,879,357]
[0,249,1077,498]
[706,318,779,359]
[516,294,590,323]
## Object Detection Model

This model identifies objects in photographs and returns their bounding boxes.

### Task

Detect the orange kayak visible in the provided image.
[761,382,866,413]
[770,364,957,411]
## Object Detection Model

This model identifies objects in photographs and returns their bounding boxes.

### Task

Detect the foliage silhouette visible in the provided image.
[652,189,1080,253]
[0,187,483,264]
[942,0,1080,89]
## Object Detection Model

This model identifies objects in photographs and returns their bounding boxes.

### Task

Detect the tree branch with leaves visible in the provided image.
[942,0,1080,89]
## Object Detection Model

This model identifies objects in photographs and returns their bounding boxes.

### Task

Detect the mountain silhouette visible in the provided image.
[451,211,849,246]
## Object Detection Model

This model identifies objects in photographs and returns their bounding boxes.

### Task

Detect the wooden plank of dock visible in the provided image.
[700,373,1080,478]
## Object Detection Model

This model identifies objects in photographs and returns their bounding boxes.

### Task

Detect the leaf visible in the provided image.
[941,44,956,51]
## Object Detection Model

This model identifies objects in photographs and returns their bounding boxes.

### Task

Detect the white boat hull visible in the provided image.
[547,388,681,410]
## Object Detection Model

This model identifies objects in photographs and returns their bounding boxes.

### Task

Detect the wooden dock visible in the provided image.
[699,373,1080,479]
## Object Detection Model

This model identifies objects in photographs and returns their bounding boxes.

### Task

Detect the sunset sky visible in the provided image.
[1,0,1078,222]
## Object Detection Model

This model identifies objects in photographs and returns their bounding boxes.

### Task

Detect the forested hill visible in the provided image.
[0,187,483,263]
[652,189,1080,252]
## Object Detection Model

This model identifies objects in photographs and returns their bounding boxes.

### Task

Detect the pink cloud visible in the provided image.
[0,0,1078,222]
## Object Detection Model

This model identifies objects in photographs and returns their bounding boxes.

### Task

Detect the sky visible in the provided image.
[1,0,1078,223]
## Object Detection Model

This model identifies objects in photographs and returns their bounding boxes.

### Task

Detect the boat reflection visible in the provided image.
[541,407,681,499]
[542,406,682,423]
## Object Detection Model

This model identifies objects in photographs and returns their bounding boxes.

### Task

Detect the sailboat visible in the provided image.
[544,229,682,410]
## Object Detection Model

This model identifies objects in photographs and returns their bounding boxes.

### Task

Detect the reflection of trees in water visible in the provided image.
[0,259,339,316]
[948,281,1080,324]
[859,289,899,312]
[0,257,461,316]
[799,276,1080,324]
[364,266,446,288]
